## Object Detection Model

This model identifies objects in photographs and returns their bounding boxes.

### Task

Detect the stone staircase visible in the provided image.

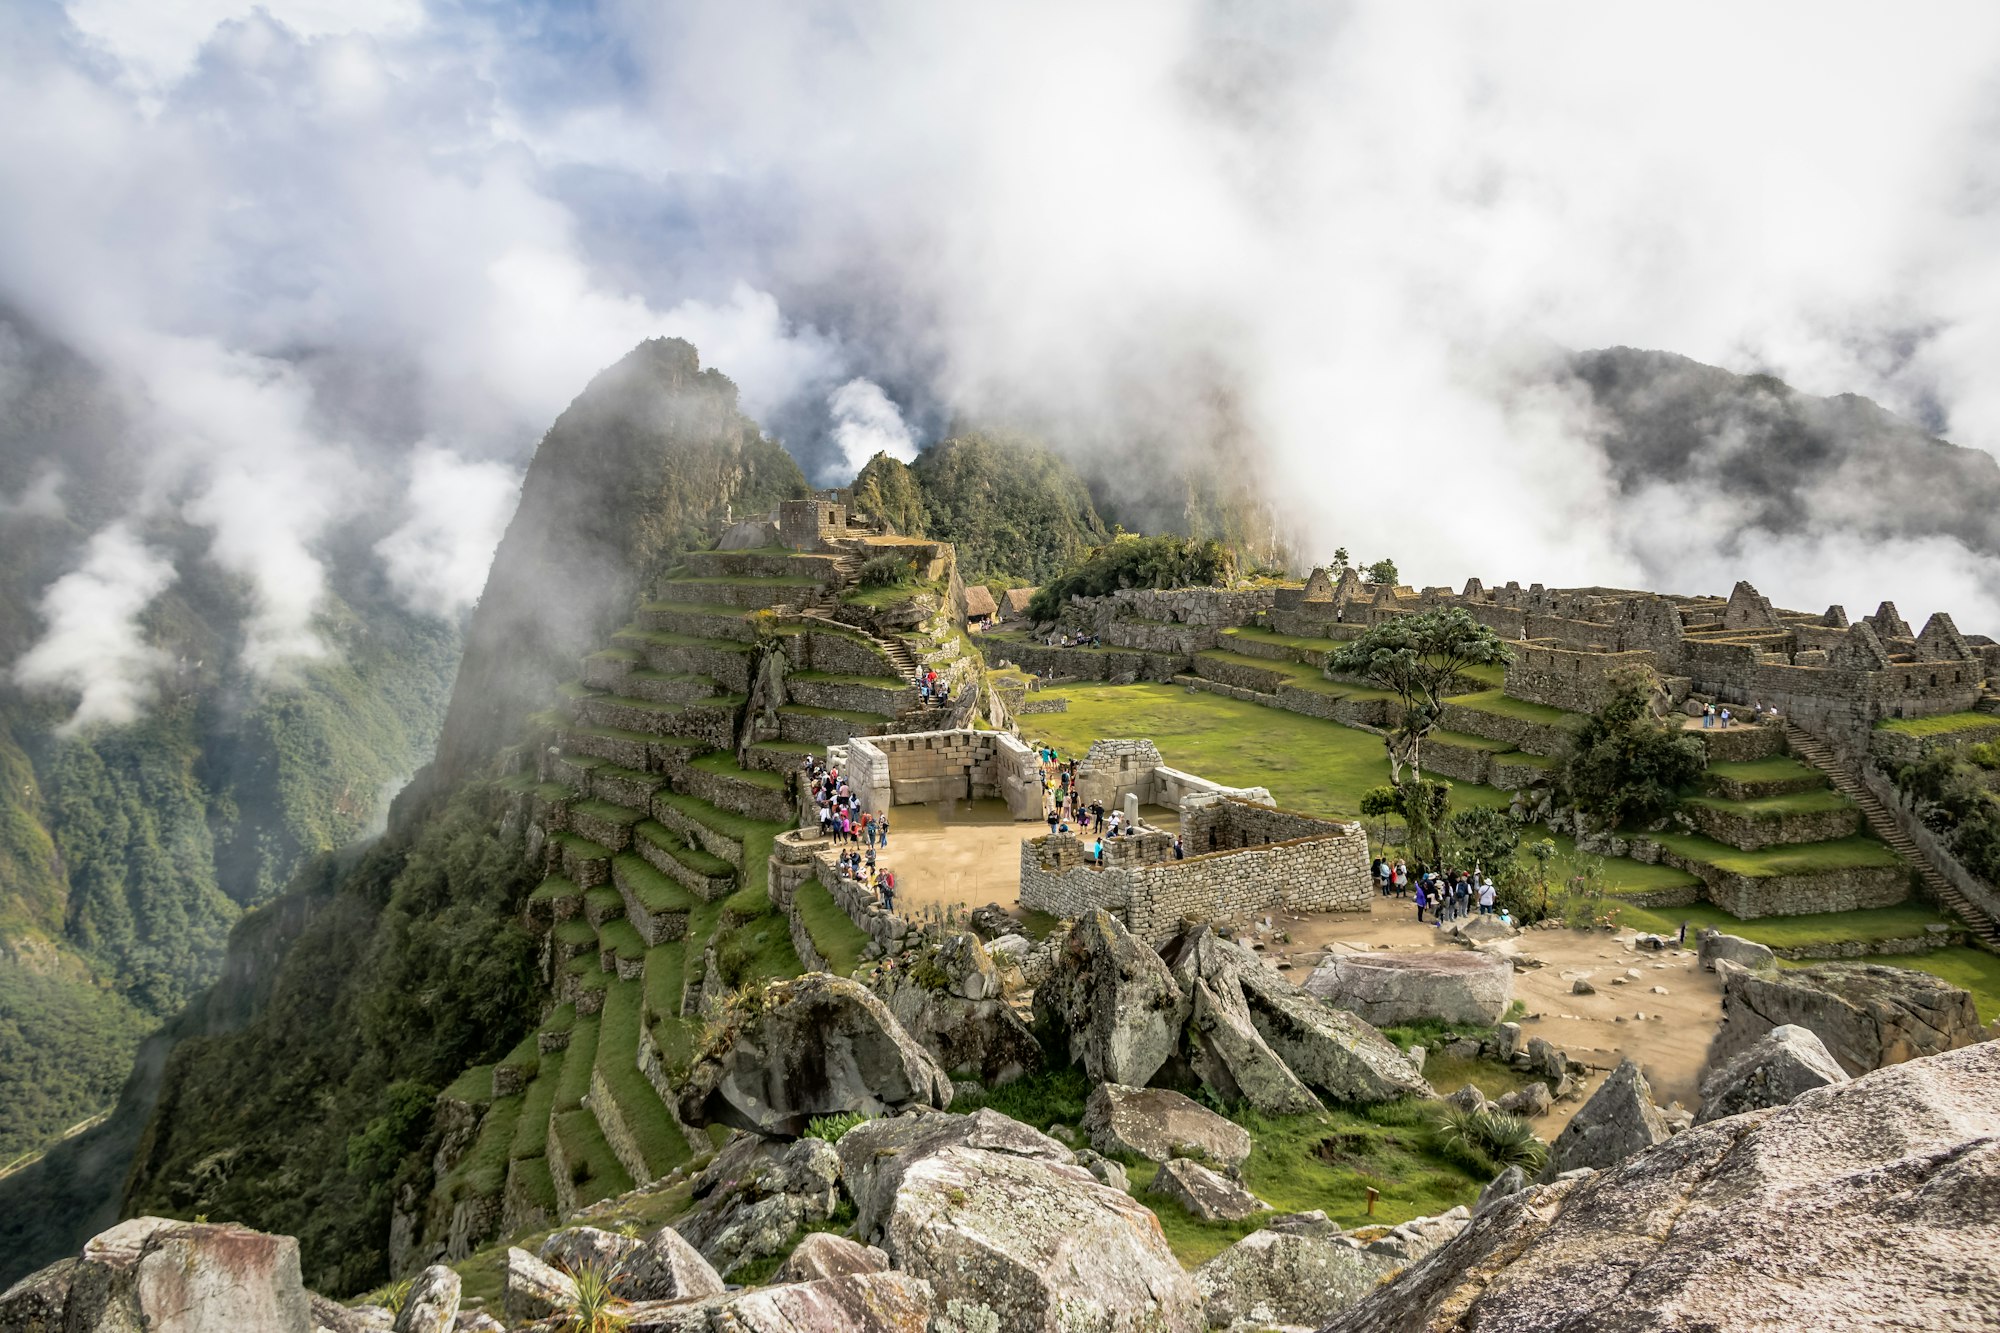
[1784,722,2000,947]
[1973,691,2000,716]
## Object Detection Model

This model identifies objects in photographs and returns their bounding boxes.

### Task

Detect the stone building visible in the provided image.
[838,729,1042,818]
[1018,795,1372,944]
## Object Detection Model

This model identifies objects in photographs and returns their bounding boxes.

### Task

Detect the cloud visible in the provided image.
[13,522,176,731]
[375,446,522,619]
[7,0,2000,736]
[826,378,918,482]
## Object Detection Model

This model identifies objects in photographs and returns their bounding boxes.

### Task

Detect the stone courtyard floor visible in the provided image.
[884,797,1180,918]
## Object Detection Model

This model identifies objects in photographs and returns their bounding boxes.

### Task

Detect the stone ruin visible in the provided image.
[835,728,1042,819]
[1020,793,1372,944]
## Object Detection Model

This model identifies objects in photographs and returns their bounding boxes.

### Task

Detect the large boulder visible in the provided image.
[390,1266,459,1333]
[1144,1157,1269,1223]
[1321,1040,2000,1332]
[836,1107,1075,1239]
[1233,963,1431,1103]
[1193,1229,1397,1331]
[1304,950,1514,1027]
[883,957,1044,1086]
[776,1233,890,1283]
[1695,1023,1849,1125]
[504,1248,574,1327]
[1182,975,1325,1115]
[1543,1058,1670,1177]
[878,1144,1203,1331]
[0,1258,76,1333]
[1163,927,1427,1106]
[1709,960,1983,1076]
[1081,1083,1252,1170]
[676,1134,843,1277]
[676,973,953,1136]
[704,1272,933,1332]
[1697,928,1775,972]
[1033,911,1189,1086]
[48,1217,313,1333]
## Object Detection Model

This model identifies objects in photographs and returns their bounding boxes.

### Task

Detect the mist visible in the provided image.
[10,0,2000,726]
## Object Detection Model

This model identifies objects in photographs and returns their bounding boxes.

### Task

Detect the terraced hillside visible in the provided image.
[406,541,976,1266]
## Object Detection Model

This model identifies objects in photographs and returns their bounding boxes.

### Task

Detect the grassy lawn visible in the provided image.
[1195,649,1343,693]
[1680,788,1854,818]
[1608,899,1951,950]
[1706,756,1827,786]
[954,1068,1485,1268]
[842,578,943,609]
[1222,625,1345,655]
[793,878,869,974]
[594,977,692,1180]
[1442,689,1585,729]
[1875,712,2000,739]
[1862,947,2000,1022]
[1019,684,1406,819]
[1649,831,1902,877]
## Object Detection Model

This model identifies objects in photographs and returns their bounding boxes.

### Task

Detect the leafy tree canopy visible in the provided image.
[1558,666,1707,831]
[1364,557,1399,586]
[1026,535,1238,623]
[1326,608,1512,785]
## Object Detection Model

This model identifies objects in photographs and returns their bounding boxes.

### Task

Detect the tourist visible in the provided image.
[1703,703,1715,728]
[1093,837,1106,866]
[1478,878,1496,914]
[1373,857,1390,894]
[1720,706,1732,728]
[1413,879,1430,922]
[1173,836,1185,860]
[1393,859,1408,896]
[1046,808,1059,835]
[881,873,896,913]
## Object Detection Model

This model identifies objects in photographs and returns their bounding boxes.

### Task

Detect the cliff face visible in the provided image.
[428,338,806,785]
[0,338,809,1293]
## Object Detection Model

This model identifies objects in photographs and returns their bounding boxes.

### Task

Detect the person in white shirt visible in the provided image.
[1478,878,1496,914]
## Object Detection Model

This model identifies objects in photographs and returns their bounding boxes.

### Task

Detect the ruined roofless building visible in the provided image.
[1270,569,1989,748]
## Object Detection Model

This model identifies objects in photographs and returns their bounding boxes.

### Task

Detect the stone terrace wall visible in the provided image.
[1019,802,1372,943]
[1072,738,1166,811]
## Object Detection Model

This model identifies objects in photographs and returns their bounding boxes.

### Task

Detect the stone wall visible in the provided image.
[1701,865,1910,918]
[1103,619,1220,655]
[1503,647,1657,713]
[682,549,841,581]
[1018,797,1372,943]
[1072,738,1166,811]
[843,729,1041,817]
[639,604,764,640]
[1684,801,1861,852]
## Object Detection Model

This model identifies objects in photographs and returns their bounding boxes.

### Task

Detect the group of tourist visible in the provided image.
[1041,631,1101,649]
[1700,700,1782,728]
[1371,856,1500,924]
[803,754,898,909]
[917,666,945,706]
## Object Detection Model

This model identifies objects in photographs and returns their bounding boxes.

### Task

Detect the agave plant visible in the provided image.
[804,1111,870,1143]
[1474,1109,1549,1173]
[562,1259,628,1333]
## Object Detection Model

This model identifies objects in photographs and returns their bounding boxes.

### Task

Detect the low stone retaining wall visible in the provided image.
[1216,635,1330,668]
[983,639,1183,683]
[789,628,898,677]
[1436,702,1579,757]
[620,671,720,706]
[681,550,841,581]
[623,637,755,692]
[785,676,912,716]
[502,1159,554,1237]
[1685,861,1910,917]
[655,578,802,611]
[777,707,880,747]
[640,601,768,637]
[1491,755,1557,790]
[1685,801,1860,852]
[1706,768,1828,801]
[1104,619,1219,655]
[1421,739,1503,784]
[587,1067,651,1184]
[1018,696,1069,714]
[649,801,745,868]
[676,764,796,825]
[1192,654,1292,694]
[1694,724,1785,763]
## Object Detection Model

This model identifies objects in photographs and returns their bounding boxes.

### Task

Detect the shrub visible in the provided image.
[803,1112,870,1143]
[857,553,917,588]
[561,1259,628,1333]
[1426,1105,1548,1176]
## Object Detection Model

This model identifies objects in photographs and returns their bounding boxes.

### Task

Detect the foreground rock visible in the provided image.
[1145,1157,1269,1223]
[676,1134,842,1277]
[391,1265,459,1333]
[845,1107,1201,1331]
[883,934,1044,1086]
[1304,950,1514,1026]
[1034,911,1189,1086]
[0,1217,315,1332]
[1194,1229,1396,1330]
[1083,1083,1252,1170]
[677,973,953,1136]
[835,1107,1076,1238]
[1542,1058,1669,1177]
[1709,960,1982,1075]
[702,1272,933,1332]
[1696,1022,1850,1125]
[1321,1040,2000,1332]
[505,1248,574,1327]
[776,1233,890,1283]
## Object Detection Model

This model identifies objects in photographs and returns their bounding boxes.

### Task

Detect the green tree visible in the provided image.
[1332,547,1350,570]
[1326,607,1512,787]
[1360,780,1452,866]
[1558,666,1707,833]
[1025,536,1237,623]
[1443,805,1521,876]
[1364,557,1399,586]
